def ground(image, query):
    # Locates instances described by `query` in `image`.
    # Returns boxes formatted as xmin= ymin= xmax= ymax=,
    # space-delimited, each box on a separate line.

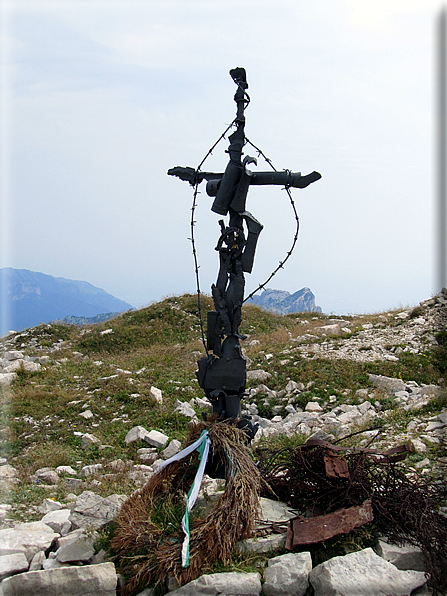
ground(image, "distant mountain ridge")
xmin=248 ymin=287 xmax=322 ymax=314
xmin=53 ymin=312 xmax=123 ymax=326
xmin=0 ymin=268 xmax=133 ymax=335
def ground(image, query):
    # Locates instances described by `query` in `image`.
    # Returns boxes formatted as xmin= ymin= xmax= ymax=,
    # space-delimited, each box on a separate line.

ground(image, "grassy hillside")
xmin=1 ymin=292 xmax=446 ymax=521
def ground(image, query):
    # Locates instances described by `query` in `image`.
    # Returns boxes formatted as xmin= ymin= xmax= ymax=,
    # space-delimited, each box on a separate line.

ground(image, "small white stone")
xmin=149 ymin=386 xmax=163 ymax=403
xmin=305 ymin=402 xmax=323 ymax=412
xmin=79 ymin=410 xmax=94 ymax=419
xmin=144 ymin=430 xmax=169 ymax=448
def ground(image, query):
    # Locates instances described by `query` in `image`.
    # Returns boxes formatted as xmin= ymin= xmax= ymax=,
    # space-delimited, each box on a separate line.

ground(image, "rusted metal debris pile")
xmin=255 ymin=438 xmax=447 ymax=595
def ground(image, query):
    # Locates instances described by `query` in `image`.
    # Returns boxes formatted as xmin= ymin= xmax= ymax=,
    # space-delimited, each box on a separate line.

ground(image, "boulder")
xmin=174 ymin=401 xmax=196 ymax=418
xmin=315 ymin=324 xmax=342 ymax=337
xmin=144 ymin=430 xmax=169 ymax=448
xmin=305 ymin=402 xmax=323 ymax=412
xmin=309 ymin=548 xmax=426 ymax=596
xmin=162 ymin=439 xmax=182 ymax=460
xmin=81 ymin=433 xmax=101 ymax=449
xmin=79 ymin=409 xmax=94 ymax=419
xmin=0 ymin=465 xmax=19 ymax=486
xmin=168 ymin=571 xmax=262 ymax=595
xmin=29 ymin=550 xmax=46 ymax=571
xmin=368 ymin=374 xmax=406 ymax=395
xmin=40 ymin=509 xmax=71 ymax=535
xmin=236 ymin=533 xmax=286 ymax=554
xmin=56 ymin=532 xmax=96 ymax=563
xmin=376 ymin=539 xmax=425 ymax=572
xmin=258 ymin=497 xmax=296 ymax=524
xmin=124 ymin=426 xmax=151 ymax=444
xmin=0 ymin=521 xmax=59 ymax=563
xmin=35 ymin=470 xmax=59 ymax=485
xmin=80 ymin=464 xmax=103 ymax=477
xmin=3 ymin=350 xmax=24 ymax=360
xmin=38 ymin=499 xmax=62 ymax=514
xmin=1 ymin=561 xmax=117 ymax=596
xmin=149 ymin=386 xmax=163 ymax=403
xmin=0 ymin=552 xmax=29 ymax=580
xmin=68 ymin=491 xmax=125 ymax=531
xmin=246 ymin=370 xmax=272 ymax=382
xmin=55 ymin=466 xmax=77 ymax=476
xmin=0 ymin=373 xmax=18 ymax=386
xmin=263 ymin=552 xmax=312 ymax=596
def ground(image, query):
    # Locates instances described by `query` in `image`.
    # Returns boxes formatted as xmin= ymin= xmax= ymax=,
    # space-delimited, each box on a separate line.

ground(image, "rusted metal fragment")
xmin=324 ymin=451 xmax=349 ymax=479
xmin=304 ymin=438 xmax=414 ymax=463
xmin=285 ymin=500 xmax=373 ymax=549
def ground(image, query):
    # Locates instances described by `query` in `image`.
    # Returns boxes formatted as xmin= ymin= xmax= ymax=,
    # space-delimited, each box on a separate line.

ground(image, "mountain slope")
xmin=0 ymin=268 xmax=133 ymax=335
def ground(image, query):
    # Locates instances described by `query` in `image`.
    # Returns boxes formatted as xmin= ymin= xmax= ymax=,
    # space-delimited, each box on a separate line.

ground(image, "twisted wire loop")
xmin=243 ymin=138 xmax=300 ymax=304
xmin=189 ymin=122 xmax=300 ymax=349
xmin=190 ymin=120 xmax=237 ymax=353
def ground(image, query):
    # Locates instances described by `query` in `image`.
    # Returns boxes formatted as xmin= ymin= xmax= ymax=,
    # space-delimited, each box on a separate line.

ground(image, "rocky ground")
xmin=0 ymin=290 xmax=445 ymax=595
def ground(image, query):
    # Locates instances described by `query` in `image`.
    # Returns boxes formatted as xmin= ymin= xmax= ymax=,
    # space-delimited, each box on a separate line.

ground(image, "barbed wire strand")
xmin=242 ymin=137 xmax=300 ymax=303
xmin=189 ymin=94 xmax=300 ymax=349
xmin=190 ymin=120 xmax=237 ymax=354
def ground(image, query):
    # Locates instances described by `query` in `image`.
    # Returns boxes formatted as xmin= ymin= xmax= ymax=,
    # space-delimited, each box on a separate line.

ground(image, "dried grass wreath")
xmin=111 ymin=419 xmax=263 ymax=595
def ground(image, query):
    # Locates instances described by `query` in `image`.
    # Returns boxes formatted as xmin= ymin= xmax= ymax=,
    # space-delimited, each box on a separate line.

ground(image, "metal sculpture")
xmin=168 ymin=68 xmax=321 ymax=437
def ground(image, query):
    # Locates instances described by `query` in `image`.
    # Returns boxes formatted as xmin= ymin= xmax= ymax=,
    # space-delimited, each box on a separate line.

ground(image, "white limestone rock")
xmin=1 ymin=561 xmax=117 ymax=596
xmin=305 ymin=401 xmax=323 ymax=412
xmin=38 ymin=499 xmax=63 ymax=514
xmin=34 ymin=469 xmax=59 ymax=485
xmin=149 ymin=386 xmax=163 ymax=403
xmin=368 ymin=374 xmax=406 ymax=395
xmin=81 ymin=433 xmax=101 ymax=449
xmin=411 ymin=439 xmax=427 ymax=453
xmin=0 ymin=521 xmax=59 ymax=563
xmin=236 ymin=533 xmax=287 ymax=554
xmin=0 ymin=373 xmax=18 ymax=386
xmin=162 ymin=439 xmax=182 ymax=460
xmin=315 ymin=324 xmax=342 ymax=337
xmin=174 ymin=400 xmax=196 ymax=418
xmin=0 ymin=465 xmax=19 ymax=486
xmin=80 ymin=463 xmax=103 ymax=477
xmin=144 ymin=430 xmax=169 ymax=448
xmin=0 ymin=552 xmax=29 ymax=580
xmin=3 ymin=350 xmax=24 ymax=361
xmin=56 ymin=466 xmax=77 ymax=476
xmin=56 ymin=532 xmax=96 ymax=563
xmin=258 ymin=497 xmax=296 ymax=524
xmin=40 ymin=509 xmax=71 ymax=535
xmin=79 ymin=409 xmax=94 ymax=419
xmin=4 ymin=360 xmax=41 ymax=373
xmin=309 ymin=547 xmax=426 ymax=596
xmin=168 ymin=571 xmax=262 ymax=595
xmin=376 ymin=539 xmax=425 ymax=572
xmin=68 ymin=491 xmax=125 ymax=531
xmin=246 ymin=369 xmax=272 ymax=382
xmin=28 ymin=549 xmax=46 ymax=571
xmin=263 ymin=552 xmax=312 ymax=596
xmin=124 ymin=425 xmax=151 ymax=444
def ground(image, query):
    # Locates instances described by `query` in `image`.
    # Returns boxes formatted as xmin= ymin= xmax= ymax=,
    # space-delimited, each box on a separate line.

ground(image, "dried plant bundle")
xmin=111 ymin=420 xmax=262 ymax=595
xmin=255 ymin=441 xmax=447 ymax=595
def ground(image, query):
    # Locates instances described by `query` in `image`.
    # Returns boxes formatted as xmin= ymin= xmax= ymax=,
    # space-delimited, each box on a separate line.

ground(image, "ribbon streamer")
xmin=155 ymin=429 xmax=211 ymax=567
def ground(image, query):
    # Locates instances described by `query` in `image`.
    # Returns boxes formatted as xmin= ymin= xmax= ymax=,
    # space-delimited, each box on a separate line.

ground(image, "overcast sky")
xmin=0 ymin=0 xmax=445 ymax=314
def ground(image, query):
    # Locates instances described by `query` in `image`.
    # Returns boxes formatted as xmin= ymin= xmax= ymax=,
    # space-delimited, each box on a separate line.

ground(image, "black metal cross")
xmin=168 ymin=68 xmax=321 ymax=433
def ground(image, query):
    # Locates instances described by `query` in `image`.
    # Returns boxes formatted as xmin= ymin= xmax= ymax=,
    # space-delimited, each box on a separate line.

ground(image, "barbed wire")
xmin=189 ymin=123 xmax=300 ymax=351
xmin=242 ymin=138 xmax=300 ymax=303
xmin=190 ymin=120 xmax=237 ymax=354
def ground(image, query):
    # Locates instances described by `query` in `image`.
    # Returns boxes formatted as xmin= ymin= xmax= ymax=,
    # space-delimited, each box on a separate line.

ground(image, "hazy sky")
xmin=0 ymin=0 xmax=444 ymax=314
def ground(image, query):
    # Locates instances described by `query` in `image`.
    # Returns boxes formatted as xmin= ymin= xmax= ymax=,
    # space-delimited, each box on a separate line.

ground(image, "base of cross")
xmin=111 ymin=418 xmax=262 ymax=594
xmin=201 ymin=412 xmax=259 ymax=478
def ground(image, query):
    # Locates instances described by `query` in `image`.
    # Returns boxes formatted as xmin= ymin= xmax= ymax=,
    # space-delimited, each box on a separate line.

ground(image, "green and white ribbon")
xmin=155 ymin=430 xmax=211 ymax=567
